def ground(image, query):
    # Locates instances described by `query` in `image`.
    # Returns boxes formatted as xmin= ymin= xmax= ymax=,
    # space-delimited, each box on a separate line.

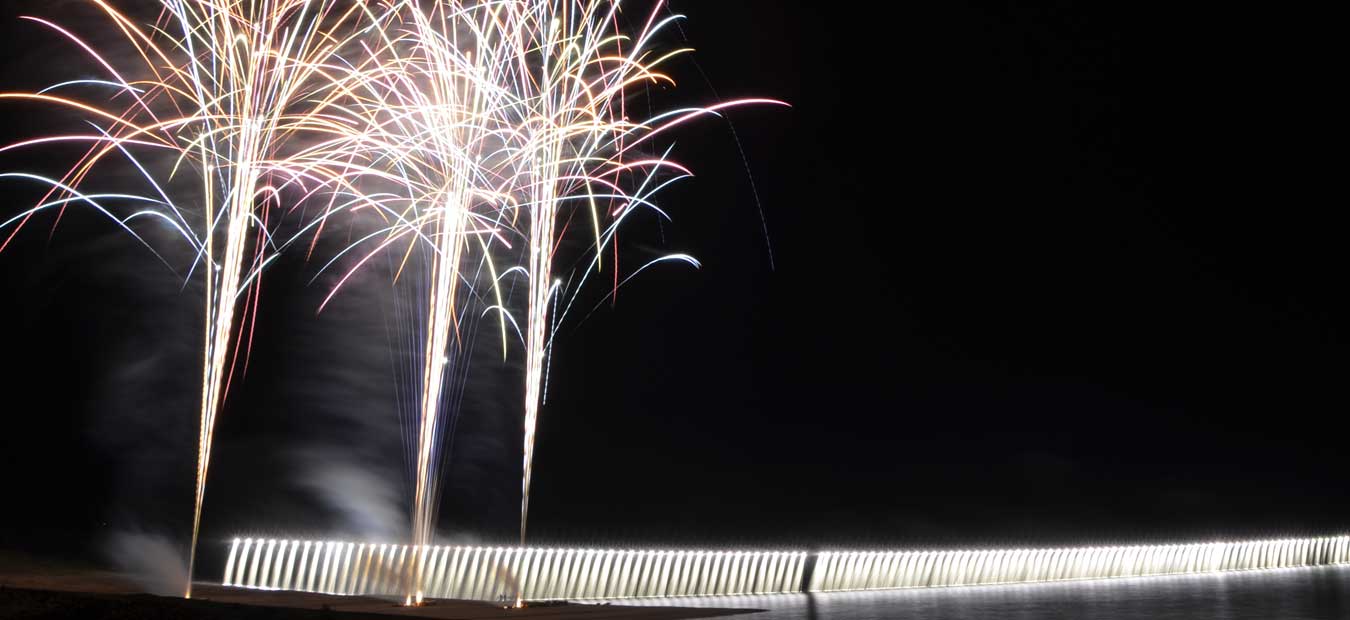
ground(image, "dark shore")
xmin=0 ymin=553 xmax=757 ymax=620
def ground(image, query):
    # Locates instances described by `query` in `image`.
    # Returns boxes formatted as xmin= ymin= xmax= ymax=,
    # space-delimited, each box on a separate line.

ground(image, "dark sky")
xmin=0 ymin=0 xmax=1343 ymax=578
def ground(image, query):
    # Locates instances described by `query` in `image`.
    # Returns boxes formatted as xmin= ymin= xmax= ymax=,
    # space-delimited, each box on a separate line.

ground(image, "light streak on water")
xmin=809 ymin=536 xmax=1350 ymax=591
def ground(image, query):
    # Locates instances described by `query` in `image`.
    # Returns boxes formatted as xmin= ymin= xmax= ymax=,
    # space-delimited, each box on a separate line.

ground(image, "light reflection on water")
xmin=627 ymin=564 xmax=1350 ymax=619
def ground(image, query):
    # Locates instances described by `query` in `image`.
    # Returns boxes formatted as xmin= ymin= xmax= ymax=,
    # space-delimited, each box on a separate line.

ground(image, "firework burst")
xmin=3 ymin=0 xmax=783 ymax=602
xmin=1 ymin=0 xmax=396 ymax=597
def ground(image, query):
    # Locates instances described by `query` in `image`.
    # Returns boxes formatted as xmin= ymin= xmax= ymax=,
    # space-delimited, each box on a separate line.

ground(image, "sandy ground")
xmin=0 ymin=553 xmax=758 ymax=620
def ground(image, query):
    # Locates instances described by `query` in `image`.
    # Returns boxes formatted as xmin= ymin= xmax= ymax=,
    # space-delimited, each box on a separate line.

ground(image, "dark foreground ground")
xmin=0 ymin=554 xmax=756 ymax=620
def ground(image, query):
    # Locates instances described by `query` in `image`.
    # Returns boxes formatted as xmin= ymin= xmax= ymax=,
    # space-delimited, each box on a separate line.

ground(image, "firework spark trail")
xmin=499 ymin=0 xmax=788 ymax=549
xmin=1 ymin=0 xmax=395 ymax=598
xmin=403 ymin=3 xmax=482 ymax=568
xmin=3 ymin=0 xmax=784 ymax=604
xmin=301 ymin=3 xmax=785 ymax=583
xmin=282 ymin=2 xmax=523 ymax=599
xmin=156 ymin=2 xmax=395 ymax=597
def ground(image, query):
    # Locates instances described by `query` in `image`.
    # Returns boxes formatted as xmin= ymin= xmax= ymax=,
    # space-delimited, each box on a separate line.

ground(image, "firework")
xmin=1 ymin=0 xmax=392 ymax=597
xmin=486 ymin=0 xmax=785 ymax=547
xmin=307 ymin=1 xmax=784 ymax=567
xmin=3 ymin=0 xmax=783 ymax=603
xmin=270 ymin=3 xmax=523 ymax=600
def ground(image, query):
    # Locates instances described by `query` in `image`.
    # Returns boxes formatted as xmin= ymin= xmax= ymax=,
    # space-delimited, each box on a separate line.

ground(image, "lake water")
xmin=625 ymin=565 xmax=1350 ymax=619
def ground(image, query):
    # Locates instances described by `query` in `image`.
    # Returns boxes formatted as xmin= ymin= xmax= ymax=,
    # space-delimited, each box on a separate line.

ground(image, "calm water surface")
xmin=627 ymin=565 xmax=1350 ymax=619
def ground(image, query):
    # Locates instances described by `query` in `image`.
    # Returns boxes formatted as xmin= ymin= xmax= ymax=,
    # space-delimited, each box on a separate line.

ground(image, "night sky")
xmin=0 ymin=0 xmax=1343 ymax=579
